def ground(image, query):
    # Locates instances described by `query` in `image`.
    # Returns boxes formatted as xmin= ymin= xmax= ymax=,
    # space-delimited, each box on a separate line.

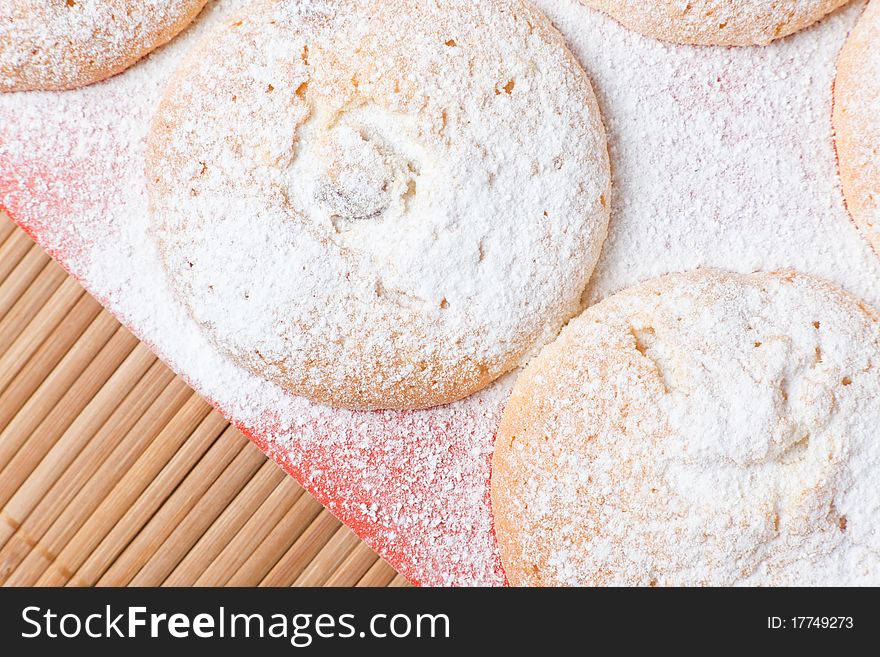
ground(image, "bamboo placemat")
xmin=0 ymin=212 xmax=407 ymax=587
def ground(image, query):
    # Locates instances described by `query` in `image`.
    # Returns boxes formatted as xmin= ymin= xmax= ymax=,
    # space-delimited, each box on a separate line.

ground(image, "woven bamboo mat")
xmin=0 ymin=212 xmax=406 ymax=587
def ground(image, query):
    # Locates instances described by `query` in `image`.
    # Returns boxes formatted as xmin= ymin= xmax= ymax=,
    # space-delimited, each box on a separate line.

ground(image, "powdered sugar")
xmin=493 ymin=269 xmax=880 ymax=585
xmin=544 ymin=0 xmax=880 ymax=307
xmin=580 ymin=0 xmax=850 ymax=45
xmin=0 ymin=0 xmax=208 ymax=91
xmin=148 ymin=0 xmax=610 ymax=410
xmin=1 ymin=0 xmax=879 ymax=586
xmin=833 ymin=0 xmax=880 ymax=254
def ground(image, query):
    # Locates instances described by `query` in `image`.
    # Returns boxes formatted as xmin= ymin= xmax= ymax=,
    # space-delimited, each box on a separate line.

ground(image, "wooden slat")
xmin=97 ymin=425 xmax=249 ymax=586
xmin=5 ymin=374 xmax=194 ymax=586
xmin=0 ymin=342 xmax=158 ymax=551
xmin=0 ymin=325 xmax=139 ymax=497
xmin=260 ymin=509 xmax=343 ymax=586
xmin=162 ymin=459 xmax=287 ymax=586
xmin=0 ymin=214 xmax=405 ymax=587
xmin=0 ymin=215 xmax=16 ymax=244
xmin=192 ymin=476 xmax=305 ymax=586
xmin=71 ymin=409 xmax=230 ymax=586
xmin=0 ymin=261 xmax=71 ymax=355
xmin=297 ymin=526 xmax=369 ymax=587
xmin=0 ymin=243 xmax=51 ymax=320
xmin=388 ymin=574 xmax=411 ymax=587
xmin=0 ymin=276 xmax=86 ymax=397
xmin=0 ymin=297 xmax=105 ymax=431
xmin=0 ymin=359 xmax=177 ymax=583
xmin=326 ymin=542 xmax=383 ymax=587
xmin=227 ymin=492 xmax=326 ymax=586
xmin=356 ymin=559 xmax=400 ymax=587
xmin=129 ymin=442 xmax=267 ymax=586
xmin=0 ymin=229 xmax=36 ymax=284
